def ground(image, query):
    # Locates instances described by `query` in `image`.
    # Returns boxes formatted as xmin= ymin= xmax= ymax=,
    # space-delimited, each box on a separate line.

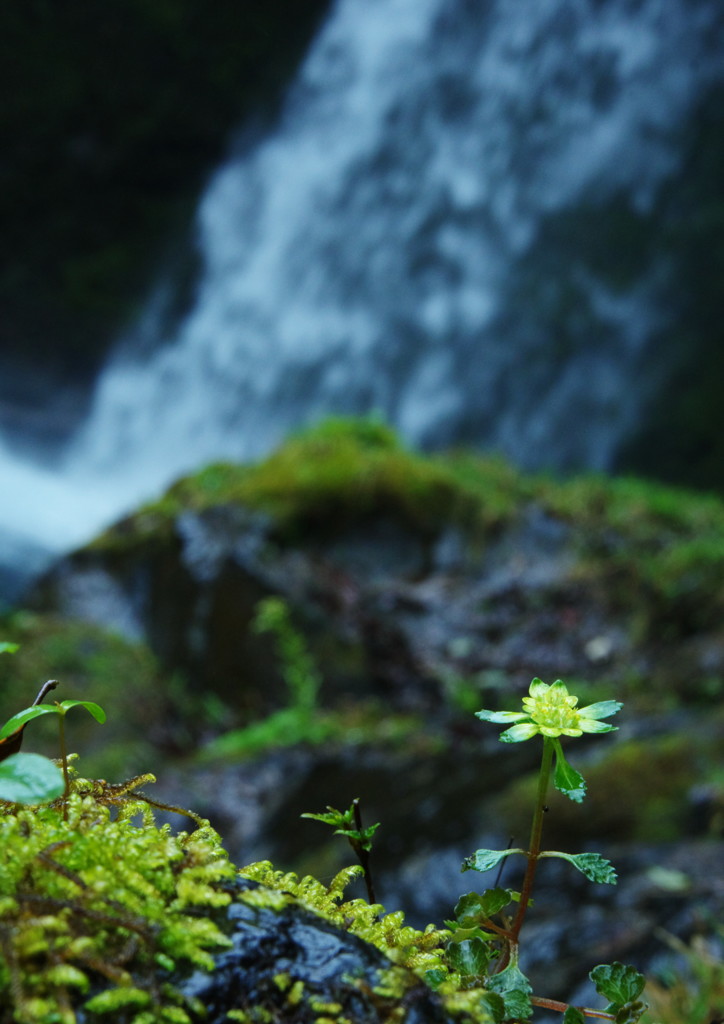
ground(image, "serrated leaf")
xmin=590 ymin=962 xmax=646 ymax=1006
xmin=563 ymin=1008 xmax=586 ymax=1024
xmin=540 ymin=851 xmax=617 ymax=885
xmin=486 ymin=963 xmax=532 ymax=1020
xmin=454 ymin=888 xmax=514 ymax=925
xmin=462 ymin=848 xmax=524 ymax=874
xmin=445 ymin=937 xmax=490 ymax=980
xmin=0 ymin=753 xmax=65 ymax=803
xmin=551 ymin=739 xmax=587 ymax=802
xmin=479 ymin=992 xmax=506 ymax=1023
xmin=424 ymin=968 xmax=446 ymax=990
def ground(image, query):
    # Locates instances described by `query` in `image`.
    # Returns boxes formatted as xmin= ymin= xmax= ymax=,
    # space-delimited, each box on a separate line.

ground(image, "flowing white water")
xmin=1 ymin=0 xmax=723 ymax=595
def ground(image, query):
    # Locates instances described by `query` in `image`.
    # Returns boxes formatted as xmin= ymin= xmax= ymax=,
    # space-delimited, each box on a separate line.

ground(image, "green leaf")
xmin=461 ymin=848 xmax=525 ymax=874
xmin=454 ymin=888 xmax=514 ymax=925
xmin=333 ymin=822 xmax=380 ymax=850
xmin=563 ymin=1008 xmax=586 ymax=1024
xmin=445 ymin=936 xmax=490 ymax=980
xmin=301 ymin=810 xmax=345 ymax=826
xmin=302 ymin=802 xmax=356 ymax=829
xmin=0 ymin=704 xmax=59 ymax=738
xmin=590 ymin=962 xmax=646 ymax=1007
xmin=479 ymin=992 xmax=506 ymax=1023
xmin=424 ymin=968 xmax=446 ymax=990
xmin=0 ymin=701 xmax=106 ymax=739
xmin=551 ymin=739 xmax=587 ymax=802
xmin=614 ymin=1004 xmax=649 ymax=1024
xmin=0 ymin=642 xmax=19 ymax=654
xmin=0 ymin=753 xmax=65 ymax=803
xmin=540 ymin=851 xmax=617 ymax=885
xmin=56 ymin=700 xmax=106 ymax=723
xmin=486 ymin=963 xmax=532 ymax=1020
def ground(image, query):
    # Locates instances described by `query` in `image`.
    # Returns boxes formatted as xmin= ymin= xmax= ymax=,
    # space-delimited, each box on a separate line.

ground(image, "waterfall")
xmin=1 ymin=0 xmax=723 ymax=597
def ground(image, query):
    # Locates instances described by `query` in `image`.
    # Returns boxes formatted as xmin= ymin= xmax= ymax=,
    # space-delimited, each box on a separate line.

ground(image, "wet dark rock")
xmin=177 ymin=877 xmax=457 ymax=1024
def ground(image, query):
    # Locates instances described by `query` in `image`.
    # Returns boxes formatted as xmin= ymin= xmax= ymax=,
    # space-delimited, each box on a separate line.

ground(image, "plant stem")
xmin=33 ymin=679 xmax=58 ymax=706
xmin=530 ymin=996 xmax=615 ymax=1020
xmin=352 ymin=798 xmax=377 ymax=904
xmin=57 ymin=712 xmax=70 ymax=820
xmin=510 ymin=737 xmax=554 ymax=942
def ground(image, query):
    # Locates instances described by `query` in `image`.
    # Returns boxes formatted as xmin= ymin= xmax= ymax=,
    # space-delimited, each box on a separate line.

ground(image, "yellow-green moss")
xmin=0 ymin=776 xmax=234 ymax=1024
xmin=239 ymin=862 xmax=495 ymax=1023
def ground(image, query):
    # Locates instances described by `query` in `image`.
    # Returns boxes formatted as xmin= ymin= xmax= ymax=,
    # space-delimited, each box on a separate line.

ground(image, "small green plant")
xmin=441 ymin=677 xmax=648 ymax=1022
xmin=302 ymin=798 xmax=380 ymax=903
xmin=1 ymin=646 xmax=65 ymax=805
xmin=204 ymin=597 xmax=333 ymax=757
xmin=641 ymin=930 xmax=724 ymax=1023
xmin=2 ymin=691 xmax=105 ymax=781
xmin=1 ymin=645 xmax=106 ymax=808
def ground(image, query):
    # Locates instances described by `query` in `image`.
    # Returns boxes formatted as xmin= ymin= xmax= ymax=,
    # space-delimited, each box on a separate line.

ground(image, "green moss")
xmin=239 ymin=862 xmax=494 ymax=1022
xmin=0 ymin=775 xmax=235 ymax=1024
xmin=538 ymin=472 xmax=724 ymax=634
xmin=93 ymin=417 xmax=525 ymax=554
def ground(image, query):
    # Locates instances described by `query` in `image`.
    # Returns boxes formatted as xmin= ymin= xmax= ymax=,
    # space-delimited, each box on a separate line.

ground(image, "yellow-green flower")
xmin=476 ymin=678 xmax=622 ymax=743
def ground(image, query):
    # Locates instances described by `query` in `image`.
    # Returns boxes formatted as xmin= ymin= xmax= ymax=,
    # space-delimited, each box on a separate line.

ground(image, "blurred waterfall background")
xmin=1 ymin=0 xmax=723 ymax=598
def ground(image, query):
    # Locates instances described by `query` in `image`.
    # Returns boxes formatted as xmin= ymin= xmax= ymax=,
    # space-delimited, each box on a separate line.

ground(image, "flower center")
xmin=524 ymin=689 xmax=581 ymax=733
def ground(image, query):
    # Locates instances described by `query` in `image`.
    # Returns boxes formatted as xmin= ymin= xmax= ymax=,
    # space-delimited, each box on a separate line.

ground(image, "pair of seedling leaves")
xmin=0 ymin=667 xmax=105 ymax=804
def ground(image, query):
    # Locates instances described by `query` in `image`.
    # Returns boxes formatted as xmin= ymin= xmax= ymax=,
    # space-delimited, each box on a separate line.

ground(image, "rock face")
xmin=32 ymin=499 xmax=633 ymax=722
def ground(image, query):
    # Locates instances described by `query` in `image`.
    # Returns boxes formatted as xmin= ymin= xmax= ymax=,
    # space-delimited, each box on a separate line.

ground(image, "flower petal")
xmin=577 ymin=719 xmax=617 ymax=734
xmin=528 ymin=678 xmax=550 ymax=699
xmin=500 ymin=722 xmax=540 ymax=743
xmin=579 ymin=700 xmax=623 ymax=720
xmin=475 ymin=709 xmax=529 ymax=724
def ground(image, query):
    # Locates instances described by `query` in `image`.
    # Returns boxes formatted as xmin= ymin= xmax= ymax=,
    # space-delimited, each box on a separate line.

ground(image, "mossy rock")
xmin=94 ymin=417 xmax=522 ymax=554
xmin=88 ymin=418 xmax=724 ymax=643
xmin=0 ymin=777 xmax=494 ymax=1024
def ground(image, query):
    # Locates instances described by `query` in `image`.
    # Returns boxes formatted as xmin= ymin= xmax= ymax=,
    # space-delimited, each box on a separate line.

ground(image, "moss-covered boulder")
xmin=29 ymin=418 xmax=724 ymax=721
xmin=0 ymin=777 xmax=483 ymax=1024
